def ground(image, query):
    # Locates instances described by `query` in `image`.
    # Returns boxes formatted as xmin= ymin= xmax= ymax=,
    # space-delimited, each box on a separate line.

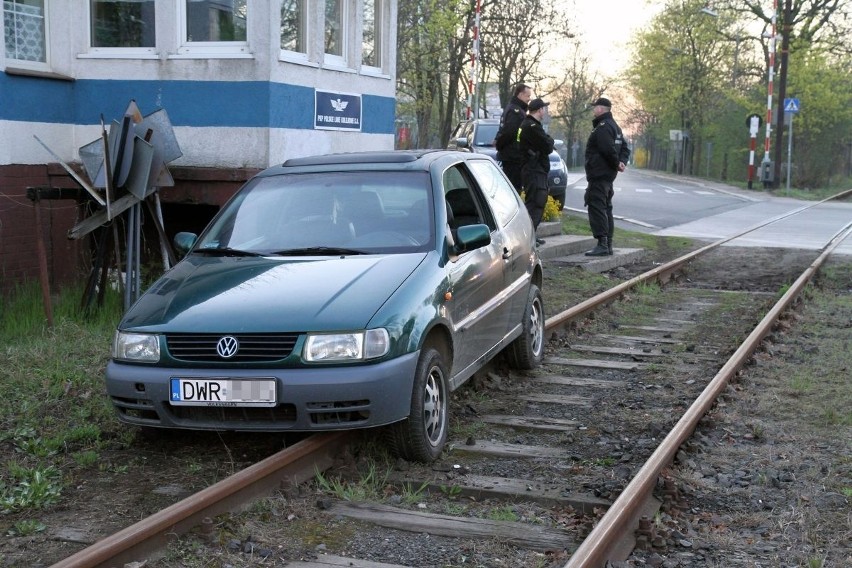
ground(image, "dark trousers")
xmin=523 ymin=169 xmax=549 ymax=230
xmin=501 ymin=160 xmax=524 ymax=192
xmin=585 ymin=179 xmax=614 ymax=240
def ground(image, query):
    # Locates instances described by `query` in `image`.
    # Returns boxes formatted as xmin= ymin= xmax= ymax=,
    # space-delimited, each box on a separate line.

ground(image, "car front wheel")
xmin=507 ymin=284 xmax=544 ymax=369
xmin=385 ymin=346 xmax=449 ymax=462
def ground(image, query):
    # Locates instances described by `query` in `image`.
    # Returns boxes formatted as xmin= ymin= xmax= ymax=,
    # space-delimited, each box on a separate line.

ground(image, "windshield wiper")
xmin=271 ymin=247 xmax=366 ymax=256
xmin=194 ymin=247 xmax=261 ymax=257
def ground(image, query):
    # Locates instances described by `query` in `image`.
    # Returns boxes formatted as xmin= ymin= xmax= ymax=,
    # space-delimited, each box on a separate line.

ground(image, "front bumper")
xmin=105 ymin=351 xmax=419 ymax=432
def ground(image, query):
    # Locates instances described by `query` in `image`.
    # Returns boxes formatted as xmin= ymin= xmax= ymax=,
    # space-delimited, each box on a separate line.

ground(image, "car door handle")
xmin=502 ymin=247 xmax=512 ymax=259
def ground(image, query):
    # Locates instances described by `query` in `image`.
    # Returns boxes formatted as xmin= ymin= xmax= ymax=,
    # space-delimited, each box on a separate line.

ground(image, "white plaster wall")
xmin=268 ymin=128 xmax=393 ymax=164
xmin=3 ymin=1 xmax=397 ymax=167
xmin=1 ymin=122 xmax=78 ymax=165
xmin=0 ymin=122 xmax=393 ymax=168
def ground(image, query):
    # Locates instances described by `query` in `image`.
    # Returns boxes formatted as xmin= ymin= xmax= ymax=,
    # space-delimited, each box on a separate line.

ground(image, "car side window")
xmin=467 ymin=159 xmax=521 ymax=228
xmin=442 ymin=164 xmax=496 ymax=232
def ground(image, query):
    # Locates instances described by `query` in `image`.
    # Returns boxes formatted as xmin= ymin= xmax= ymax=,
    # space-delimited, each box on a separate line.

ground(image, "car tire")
xmin=507 ymin=284 xmax=544 ymax=370
xmin=385 ymin=346 xmax=449 ymax=463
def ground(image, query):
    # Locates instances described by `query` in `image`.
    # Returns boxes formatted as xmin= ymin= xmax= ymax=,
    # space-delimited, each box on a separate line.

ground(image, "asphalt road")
xmin=561 ymin=169 xmax=852 ymax=255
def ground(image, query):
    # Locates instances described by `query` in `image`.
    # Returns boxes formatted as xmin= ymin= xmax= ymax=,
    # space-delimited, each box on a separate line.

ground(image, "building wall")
xmin=0 ymin=164 xmax=87 ymax=295
xmin=1 ymin=0 xmax=398 ymax=295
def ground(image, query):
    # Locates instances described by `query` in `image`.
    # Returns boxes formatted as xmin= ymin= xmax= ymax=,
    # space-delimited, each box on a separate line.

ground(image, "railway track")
xmin=42 ymin=205 xmax=852 ymax=568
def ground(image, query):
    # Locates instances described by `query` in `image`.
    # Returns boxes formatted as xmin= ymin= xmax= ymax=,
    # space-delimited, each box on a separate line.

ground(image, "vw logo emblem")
xmin=216 ymin=336 xmax=239 ymax=358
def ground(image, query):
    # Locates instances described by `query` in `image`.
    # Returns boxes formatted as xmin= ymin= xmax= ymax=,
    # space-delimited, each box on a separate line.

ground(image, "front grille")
xmin=166 ymin=333 xmax=299 ymax=362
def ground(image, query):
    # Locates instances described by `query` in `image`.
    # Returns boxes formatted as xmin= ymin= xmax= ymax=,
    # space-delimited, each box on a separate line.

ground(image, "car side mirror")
xmin=455 ymin=137 xmax=471 ymax=150
xmin=173 ymin=232 xmax=197 ymax=256
xmin=554 ymin=139 xmax=565 ymax=149
xmin=453 ymin=224 xmax=491 ymax=254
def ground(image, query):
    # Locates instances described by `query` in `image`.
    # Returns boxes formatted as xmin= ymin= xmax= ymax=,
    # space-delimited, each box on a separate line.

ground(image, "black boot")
xmin=585 ymin=237 xmax=609 ymax=257
xmin=607 ymin=239 xmax=613 ymax=255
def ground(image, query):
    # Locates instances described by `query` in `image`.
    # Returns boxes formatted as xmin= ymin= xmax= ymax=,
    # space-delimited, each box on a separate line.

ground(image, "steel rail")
xmin=545 ymin=188 xmax=852 ymax=333
xmin=50 ymin=432 xmax=348 ymax=568
xmin=563 ymin=221 xmax=852 ymax=567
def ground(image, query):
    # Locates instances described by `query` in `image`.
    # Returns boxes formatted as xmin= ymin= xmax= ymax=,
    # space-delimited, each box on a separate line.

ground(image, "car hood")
xmin=121 ymin=253 xmax=428 ymax=333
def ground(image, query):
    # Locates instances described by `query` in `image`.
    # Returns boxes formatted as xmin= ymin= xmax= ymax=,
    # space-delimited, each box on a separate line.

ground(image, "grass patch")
xmin=0 ymin=464 xmax=63 ymax=513
xmin=559 ymin=210 xmax=693 ymax=253
xmin=485 ymin=505 xmax=519 ymax=522
xmin=767 ymin=181 xmax=852 ymax=201
xmin=314 ymin=462 xmax=389 ymax=502
xmin=6 ymin=519 xmax=47 ymax=537
xmin=754 ymin=262 xmax=852 ymax=437
xmin=543 ymin=215 xmax=697 ymax=316
xmin=1 ymin=282 xmax=126 ymax=516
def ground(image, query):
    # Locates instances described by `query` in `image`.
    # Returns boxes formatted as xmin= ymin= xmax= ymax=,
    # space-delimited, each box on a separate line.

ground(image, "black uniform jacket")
xmin=584 ymin=111 xmax=630 ymax=182
xmin=518 ymin=115 xmax=554 ymax=175
xmin=495 ymin=96 xmax=529 ymax=163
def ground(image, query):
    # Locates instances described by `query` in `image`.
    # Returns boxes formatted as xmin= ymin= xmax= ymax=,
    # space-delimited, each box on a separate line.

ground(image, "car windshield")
xmin=195 ymin=171 xmax=434 ymax=255
xmin=473 ymin=123 xmax=499 ymax=146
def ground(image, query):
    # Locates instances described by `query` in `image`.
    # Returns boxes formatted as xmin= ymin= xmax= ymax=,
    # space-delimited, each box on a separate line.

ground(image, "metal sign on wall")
xmin=315 ymin=91 xmax=362 ymax=131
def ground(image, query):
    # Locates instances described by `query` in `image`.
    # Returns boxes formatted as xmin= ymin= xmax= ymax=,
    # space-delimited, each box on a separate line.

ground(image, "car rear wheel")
xmin=507 ymin=284 xmax=544 ymax=369
xmin=385 ymin=346 xmax=449 ymax=462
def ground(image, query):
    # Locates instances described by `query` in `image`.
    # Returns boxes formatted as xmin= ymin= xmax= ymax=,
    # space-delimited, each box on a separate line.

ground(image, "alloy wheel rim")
xmin=423 ymin=367 xmax=446 ymax=446
xmin=530 ymin=298 xmax=543 ymax=356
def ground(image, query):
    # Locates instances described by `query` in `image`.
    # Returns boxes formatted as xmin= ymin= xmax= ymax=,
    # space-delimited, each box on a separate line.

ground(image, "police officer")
xmin=518 ymin=98 xmax=554 ymax=244
xmin=495 ymin=84 xmax=532 ymax=191
xmin=583 ymin=97 xmax=630 ymax=256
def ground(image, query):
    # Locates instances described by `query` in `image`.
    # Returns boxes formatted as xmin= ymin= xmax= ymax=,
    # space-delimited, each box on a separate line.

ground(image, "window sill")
xmin=360 ymin=67 xmax=390 ymax=79
xmin=278 ymin=52 xmax=319 ymax=68
xmin=4 ymin=65 xmax=74 ymax=81
xmin=78 ymin=50 xmax=159 ymax=60
xmin=321 ymin=62 xmax=356 ymax=74
xmin=167 ymin=52 xmax=254 ymax=60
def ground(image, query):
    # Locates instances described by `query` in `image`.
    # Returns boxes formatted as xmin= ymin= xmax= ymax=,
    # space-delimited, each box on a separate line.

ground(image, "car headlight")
xmin=113 ymin=331 xmax=160 ymax=362
xmin=304 ymin=329 xmax=390 ymax=362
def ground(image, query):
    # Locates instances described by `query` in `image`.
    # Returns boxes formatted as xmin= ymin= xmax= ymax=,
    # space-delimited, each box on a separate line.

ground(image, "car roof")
xmin=256 ymin=150 xmax=486 ymax=177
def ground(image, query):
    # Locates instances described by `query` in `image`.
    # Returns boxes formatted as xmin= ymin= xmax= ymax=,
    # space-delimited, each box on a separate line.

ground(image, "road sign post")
xmin=784 ymin=98 xmax=800 ymax=194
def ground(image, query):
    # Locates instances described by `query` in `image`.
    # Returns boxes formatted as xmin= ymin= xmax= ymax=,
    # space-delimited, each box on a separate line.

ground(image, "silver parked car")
xmin=448 ymin=118 xmax=567 ymax=206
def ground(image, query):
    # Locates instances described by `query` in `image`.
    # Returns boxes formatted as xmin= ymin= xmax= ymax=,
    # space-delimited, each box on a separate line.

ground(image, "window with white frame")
xmin=90 ymin=0 xmax=155 ymax=49
xmin=361 ymin=0 xmax=384 ymax=70
xmin=323 ymin=0 xmax=347 ymax=66
xmin=280 ymin=0 xmax=307 ymax=56
xmin=178 ymin=0 xmax=249 ymax=56
xmin=4 ymin=0 xmax=47 ymax=65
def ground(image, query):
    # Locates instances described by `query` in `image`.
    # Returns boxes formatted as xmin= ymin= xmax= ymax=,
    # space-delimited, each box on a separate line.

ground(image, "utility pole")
xmin=772 ymin=0 xmax=792 ymax=189
xmin=466 ymin=0 xmax=481 ymax=120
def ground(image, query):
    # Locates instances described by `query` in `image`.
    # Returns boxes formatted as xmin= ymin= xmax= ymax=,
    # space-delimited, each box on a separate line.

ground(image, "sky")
xmin=562 ymin=0 xmax=664 ymax=77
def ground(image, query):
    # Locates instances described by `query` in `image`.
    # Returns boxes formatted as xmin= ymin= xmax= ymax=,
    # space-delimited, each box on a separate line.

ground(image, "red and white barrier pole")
xmin=762 ymin=1 xmax=777 ymax=175
xmin=747 ymin=115 xmax=760 ymax=189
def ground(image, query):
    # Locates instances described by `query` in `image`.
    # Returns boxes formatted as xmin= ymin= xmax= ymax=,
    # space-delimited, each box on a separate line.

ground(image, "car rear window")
xmin=474 ymin=123 xmax=499 ymax=146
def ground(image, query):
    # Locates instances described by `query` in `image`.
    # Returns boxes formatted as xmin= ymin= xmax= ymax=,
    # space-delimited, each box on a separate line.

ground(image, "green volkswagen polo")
xmin=106 ymin=150 xmax=544 ymax=462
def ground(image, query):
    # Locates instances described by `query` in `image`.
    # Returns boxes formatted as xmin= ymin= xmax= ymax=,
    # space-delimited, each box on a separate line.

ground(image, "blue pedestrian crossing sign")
xmin=784 ymin=98 xmax=800 ymax=113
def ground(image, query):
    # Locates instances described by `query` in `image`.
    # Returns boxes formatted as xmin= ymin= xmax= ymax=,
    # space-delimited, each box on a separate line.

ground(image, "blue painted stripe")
xmin=0 ymin=75 xmax=395 ymax=133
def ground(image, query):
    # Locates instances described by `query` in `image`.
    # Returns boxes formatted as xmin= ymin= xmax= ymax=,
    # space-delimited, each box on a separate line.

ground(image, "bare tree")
xmin=396 ymin=0 xmax=472 ymax=148
xmin=478 ymin=0 xmax=576 ymax=109
xmin=547 ymin=45 xmax=607 ymax=152
xmin=718 ymin=0 xmax=852 ymax=56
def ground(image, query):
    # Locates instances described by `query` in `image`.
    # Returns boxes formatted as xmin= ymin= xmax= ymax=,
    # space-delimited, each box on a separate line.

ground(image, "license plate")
xmin=169 ymin=378 xmax=277 ymax=407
